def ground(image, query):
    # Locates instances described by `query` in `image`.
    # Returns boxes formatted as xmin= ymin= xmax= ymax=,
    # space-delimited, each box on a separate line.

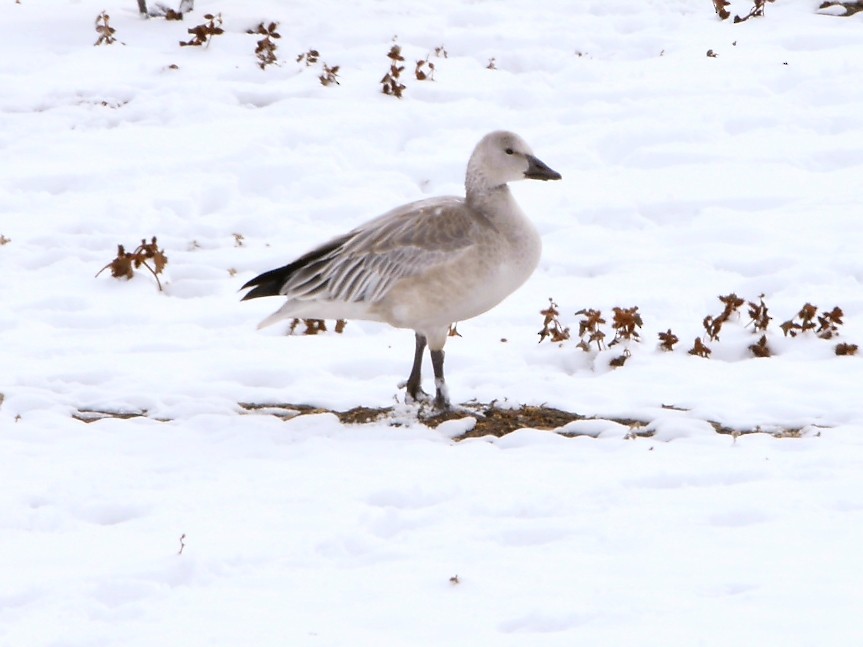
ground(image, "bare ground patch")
xmin=70 ymin=401 xmax=819 ymax=440
xmin=237 ymin=400 xmax=602 ymax=440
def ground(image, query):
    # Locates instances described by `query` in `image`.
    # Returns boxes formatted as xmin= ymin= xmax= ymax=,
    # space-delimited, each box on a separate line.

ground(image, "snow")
xmin=2 ymin=0 xmax=863 ymax=644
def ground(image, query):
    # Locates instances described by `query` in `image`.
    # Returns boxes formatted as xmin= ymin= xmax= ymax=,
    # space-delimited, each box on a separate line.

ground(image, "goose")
xmin=241 ymin=130 xmax=561 ymax=409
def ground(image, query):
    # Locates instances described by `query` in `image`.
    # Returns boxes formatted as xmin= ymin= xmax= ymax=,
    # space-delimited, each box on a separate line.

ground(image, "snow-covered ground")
xmin=2 ymin=0 xmax=863 ymax=644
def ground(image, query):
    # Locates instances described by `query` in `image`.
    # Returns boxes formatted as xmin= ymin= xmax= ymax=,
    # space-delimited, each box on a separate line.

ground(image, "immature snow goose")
xmin=241 ymin=130 xmax=561 ymax=408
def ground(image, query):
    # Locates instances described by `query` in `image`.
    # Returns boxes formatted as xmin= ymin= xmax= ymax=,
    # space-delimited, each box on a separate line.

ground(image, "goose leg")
xmin=405 ymin=332 xmax=429 ymax=402
xmin=430 ymin=348 xmax=450 ymax=409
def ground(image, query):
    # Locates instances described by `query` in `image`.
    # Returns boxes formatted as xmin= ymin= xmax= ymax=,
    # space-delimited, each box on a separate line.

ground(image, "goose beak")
xmin=524 ymin=155 xmax=562 ymax=181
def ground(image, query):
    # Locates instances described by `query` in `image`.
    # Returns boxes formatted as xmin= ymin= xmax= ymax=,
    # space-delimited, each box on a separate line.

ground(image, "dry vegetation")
xmin=295 ymin=48 xmax=340 ymax=85
xmin=180 ymin=13 xmax=223 ymax=47
xmin=415 ymin=45 xmax=447 ymax=81
xmin=94 ymin=11 xmax=121 ymax=46
xmin=248 ymin=21 xmax=281 ymax=69
xmin=537 ymin=298 xmax=571 ymax=343
xmin=95 ymin=236 xmax=168 ymax=291
xmin=712 ymin=0 xmax=776 ymax=22
xmin=84 ymin=2 xmax=853 ymax=89
xmin=539 ymin=293 xmax=857 ymax=361
xmin=319 ymin=63 xmax=340 ymax=87
xmin=381 ymin=43 xmax=407 ymax=98
xmin=288 ymin=318 xmax=347 ymax=336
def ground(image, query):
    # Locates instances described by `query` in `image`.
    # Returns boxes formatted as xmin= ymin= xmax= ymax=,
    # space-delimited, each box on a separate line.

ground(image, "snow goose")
xmin=241 ymin=130 xmax=561 ymax=408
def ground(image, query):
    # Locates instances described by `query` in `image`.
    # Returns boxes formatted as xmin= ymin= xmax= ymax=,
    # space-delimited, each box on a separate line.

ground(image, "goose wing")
xmin=242 ymin=197 xmax=485 ymax=305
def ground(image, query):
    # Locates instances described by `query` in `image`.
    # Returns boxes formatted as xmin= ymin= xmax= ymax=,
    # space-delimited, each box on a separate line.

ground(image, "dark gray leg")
xmin=430 ymin=348 xmax=450 ymax=409
xmin=405 ymin=333 xmax=428 ymax=402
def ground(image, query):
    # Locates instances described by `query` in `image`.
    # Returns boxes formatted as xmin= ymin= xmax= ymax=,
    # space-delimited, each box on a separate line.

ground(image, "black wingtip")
xmin=240 ymin=266 xmax=291 ymax=301
xmin=240 ymin=282 xmax=279 ymax=301
xmin=240 ymin=234 xmax=350 ymax=302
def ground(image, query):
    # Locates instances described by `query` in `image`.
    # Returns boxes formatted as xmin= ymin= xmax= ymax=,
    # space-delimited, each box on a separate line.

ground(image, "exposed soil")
xmin=71 ymin=401 xmax=814 ymax=441
xmin=235 ymin=401 xmax=606 ymax=440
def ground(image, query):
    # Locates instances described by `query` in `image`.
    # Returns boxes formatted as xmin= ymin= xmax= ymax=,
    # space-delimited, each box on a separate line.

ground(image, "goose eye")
xmin=504 ymin=148 xmax=514 ymax=155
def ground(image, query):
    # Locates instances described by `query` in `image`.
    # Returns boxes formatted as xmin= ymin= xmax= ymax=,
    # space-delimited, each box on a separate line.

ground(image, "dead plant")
xmin=94 ymin=11 xmax=121 ymax=46
xmin=297 ymin=49 xmax=320 ymax=66
xmin=415 ymin=56 xmax=435 ymax=81
xmin=575 ymin=308 xmax=607 ymax=352
xmin=248 ymin=21 xmax=281 ymax=69
xmin=747 ymin=294 xmax=771 ymax=332
xmin=610 ymin=306 xmax=643 ymax=345
xmin=658 ymin=329 xmax=679 ymax=351
xmin=712 ymin=0 xmax=731 ymax=19
xmin=180 ymin=13 xmax=223 ymax=47
xmin=835 ymin=342 xmax=858 ymax=356
xmin=319 ymin=63 xmax=340 ymax=86
xmin=95 ymin=236 xmax=168 ymax=291
xmin=537 ymin=298 xmax=570 ymax=343
xmin=689 ymin=337 xmax=712 ymax=358
xmin=734 ymin=0 xmax=776 ymax=22
xmin=381 ymin=44 xmax=406 ymax=97
xmin=288 ymin=319 xmax=347 ymax=335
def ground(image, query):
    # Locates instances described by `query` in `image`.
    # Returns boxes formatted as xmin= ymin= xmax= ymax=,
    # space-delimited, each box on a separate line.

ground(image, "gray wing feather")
xmin=279 ymin=198 xmax=480 ymax=304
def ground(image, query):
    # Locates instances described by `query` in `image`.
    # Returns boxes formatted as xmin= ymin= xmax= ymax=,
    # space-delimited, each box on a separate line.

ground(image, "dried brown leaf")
xmin=749 ymin=334 xmax=772 ymax=358
xmin=658 ymin=329 xmax=679 ymax=351
xmin=835 ymin=343 xmax=858 ymax=356
xmin=688 ymin=337 xmax=712 ymax=358
xmin=747 ymin=294 xmax=771 ymax=331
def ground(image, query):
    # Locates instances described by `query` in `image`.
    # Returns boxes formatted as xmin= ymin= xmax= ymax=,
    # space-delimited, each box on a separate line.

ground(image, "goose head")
xmin=466 ymin=130 xmax=562 ymax=194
